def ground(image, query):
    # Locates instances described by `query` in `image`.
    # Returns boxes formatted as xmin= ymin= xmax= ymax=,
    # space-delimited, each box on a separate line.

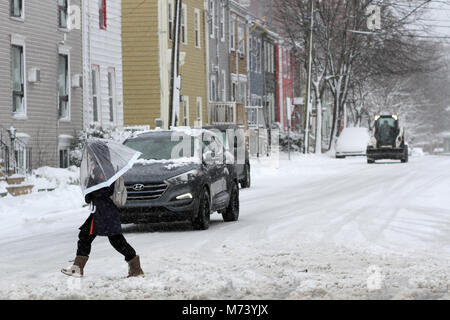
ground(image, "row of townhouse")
xmin=0 ymin=0 xmax=123 ymax=174
xmin=0 ymin=0 xmax=302 ymax=175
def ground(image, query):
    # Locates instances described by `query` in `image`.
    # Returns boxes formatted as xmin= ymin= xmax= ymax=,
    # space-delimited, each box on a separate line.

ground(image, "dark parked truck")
xmin=117 ymin=129 xmax=240 ymax=230
xmin=203 ymin=125 xmax=251 ymax=188
xmin=366 ymin=115 xmax=408 ymax=164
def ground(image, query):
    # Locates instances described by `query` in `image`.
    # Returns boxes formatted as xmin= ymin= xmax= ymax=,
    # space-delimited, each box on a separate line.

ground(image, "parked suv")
xmin=203 ymin=125 xmax=251 ymax=188
xmin=118 ymin=129 xmax=240 ymax=230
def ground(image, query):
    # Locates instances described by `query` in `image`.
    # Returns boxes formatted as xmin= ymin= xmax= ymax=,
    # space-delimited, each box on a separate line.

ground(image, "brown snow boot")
xmin=61 ymin=256 xmax=89 ymax=277
xmin=127 ymin=255 xmax=144 ymax=278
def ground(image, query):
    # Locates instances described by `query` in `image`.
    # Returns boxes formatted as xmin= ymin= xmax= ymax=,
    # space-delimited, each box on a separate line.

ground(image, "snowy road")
xmin=0 ymin=155 xmax=449 ymax=299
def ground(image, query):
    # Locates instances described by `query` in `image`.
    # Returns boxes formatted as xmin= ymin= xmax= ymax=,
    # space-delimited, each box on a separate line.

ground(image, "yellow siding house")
xmin=122 ymin=0 xmax=208 ymax=129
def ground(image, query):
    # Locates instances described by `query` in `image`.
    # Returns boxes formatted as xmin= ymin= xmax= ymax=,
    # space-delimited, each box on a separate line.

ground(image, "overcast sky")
xmin=422 ymin=0 xmax=450 ymax=39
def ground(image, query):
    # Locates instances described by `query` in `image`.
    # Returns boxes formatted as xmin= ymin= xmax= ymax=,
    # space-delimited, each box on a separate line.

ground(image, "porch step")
xmin=6 ymin=176 xmax=25 ymax=185
xmin=6 ymin=185 xmax=33 ymax=197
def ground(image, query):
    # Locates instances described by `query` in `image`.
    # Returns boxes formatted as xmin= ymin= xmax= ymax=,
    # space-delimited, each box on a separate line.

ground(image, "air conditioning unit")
xmin=72 ymin=74 xmax=83 ymax=88
xmin=239 ymin=52 xmax=245 ymax=59
xmin=212 ymin=65 xmax=219 ymax=72
xmin=28 ymin=68 xmax=41 ymax=83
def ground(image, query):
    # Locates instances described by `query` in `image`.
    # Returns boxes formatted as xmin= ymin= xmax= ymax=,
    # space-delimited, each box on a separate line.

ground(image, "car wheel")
xmin=240 ymin=164 xmax=251 ymax=189
xmin=336 ymin=155 xmax=345 ymax=159
xmin=367 ymin=158 xmax=375 ymax=164
xmin=192 ymin=188 xmax=210 ymax=230
xmin=222 ymin=182 xmax=239 ymax=222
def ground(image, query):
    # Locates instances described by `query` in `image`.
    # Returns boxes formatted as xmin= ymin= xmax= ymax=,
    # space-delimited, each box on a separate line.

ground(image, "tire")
xmin=222 ymin=182 xmax=239 ymax=222
xmin=401 ymin=146 xmax=409 ymax=163
xmin=240 ymin=164 xmax=251 ymax=189
xmin=336 ymin=155 xmax=345 ymax=159
xmin=192 ymin=188 xmax=210 ymax=230
xmin=367 ymin=158 xmax=375 ymax=164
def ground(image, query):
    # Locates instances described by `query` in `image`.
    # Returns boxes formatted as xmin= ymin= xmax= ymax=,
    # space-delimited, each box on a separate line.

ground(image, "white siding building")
xmin=82 ymin=0 xmax=124 ymax=129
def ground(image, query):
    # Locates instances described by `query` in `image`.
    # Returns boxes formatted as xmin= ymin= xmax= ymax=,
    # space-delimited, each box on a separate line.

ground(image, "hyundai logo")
xmin=133 ymin=184 xmax=145 ymax=191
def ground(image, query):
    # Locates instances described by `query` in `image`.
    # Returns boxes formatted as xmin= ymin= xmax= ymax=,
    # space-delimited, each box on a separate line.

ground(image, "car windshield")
xmin=124 ymin=134 xmax=197 ymax=160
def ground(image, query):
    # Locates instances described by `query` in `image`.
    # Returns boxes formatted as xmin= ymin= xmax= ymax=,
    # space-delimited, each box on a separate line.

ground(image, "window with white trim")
xmin=221 ymin=70 xmax=226 ymax=101
xmin=168 ymin=0 xmax=174 ymax=40
xmin=99 ymin=0 xmax=107 ymax=29
xmin=196 ymin=97 xmax=202 ymax=124
xmin=58 ymin=54 xmax=70 ymax=119
xmin=183 ymin=96 xmax=189 ymax=126
xmin=91 ymin=65 xmax=100 ymax=123
xmin=12 ymin=44 xmax=25 ymax=115
xmin=209 ymin=0 xmax=215 ymax=39
xmin=210 ymin=75 xmax=217 ymax=101
xmin=230 ymin=17 xmax=235 ymax=51
xmin=107 ymin=68 xmax=116 ymax=123
xmin=58 ymin=0 xmax=68 ymax=28
xmin=220 ymin=3 xmax=225 ymax=42
xmin=181 ymin=3 xmax=187 ymax=44
xmin=238 ymin=23 xmax=245 ymax=54
xmin=10 ymin=0 xmax=23 ymax=18
xmin=194 ymin=8 xmax=201 ymax=48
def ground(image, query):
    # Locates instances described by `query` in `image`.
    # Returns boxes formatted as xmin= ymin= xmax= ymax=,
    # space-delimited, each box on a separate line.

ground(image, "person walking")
xmin=62 ymin=139 xmax=144 ymax=278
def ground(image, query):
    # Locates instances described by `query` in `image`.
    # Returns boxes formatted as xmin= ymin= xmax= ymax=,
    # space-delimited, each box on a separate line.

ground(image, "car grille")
xmin=126 ymin=183 xmax=168 ymax=201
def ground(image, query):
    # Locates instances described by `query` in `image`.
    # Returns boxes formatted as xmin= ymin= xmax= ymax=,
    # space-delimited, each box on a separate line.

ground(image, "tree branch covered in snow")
xmin=273 ymin=0 xmax=440 ymax=151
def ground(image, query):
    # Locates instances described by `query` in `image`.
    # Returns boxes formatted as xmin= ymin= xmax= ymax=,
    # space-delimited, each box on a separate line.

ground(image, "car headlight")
xmin=165 ymin=170 xmax=199 ymax=185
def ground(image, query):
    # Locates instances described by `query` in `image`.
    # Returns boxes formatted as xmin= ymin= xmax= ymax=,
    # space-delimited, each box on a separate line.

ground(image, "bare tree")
xmin=274 ymin=0 xmax=438 ymax=151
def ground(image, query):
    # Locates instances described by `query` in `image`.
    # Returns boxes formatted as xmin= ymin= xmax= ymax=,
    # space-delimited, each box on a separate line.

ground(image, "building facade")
xmin=122 ymin=0 xmax=208 ymax=129
xmin=0 ymin=0 xmax=83 ymax=171
xmin=82 ymin=0 xmax=124 ymax=129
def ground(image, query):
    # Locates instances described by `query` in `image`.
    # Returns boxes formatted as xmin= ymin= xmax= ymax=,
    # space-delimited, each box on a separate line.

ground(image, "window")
xmin=194 ymin=9 xmax=201 ymax=48
xmin=60 ymin=149 xmax=69 ymax=168
xmin=58 ymin=0 xmax=68 ymax=28
xmin=210 ymin=75 xmax=217 ymax=101
xmin=10 ymin=0 xmax=23 ymax=18
xmin=107 ymin=68 xmax=116 ymax=123
xmin=99 ymin=0 xmax=107 ymax=29
xmin=183 ymin=96 xmax=189 ymax=126
xmin=91 ymin=65 xmax=100 ymax=123
xmin=12 ymin=45 xmax=25 ymax=115
xmin=209 ymin=0 xmax=215 ymax=39
xmin=58 ymin=54 xmax=69 ymax=119
xmin=196 ymin=97 xmax=202 ymax=125
xmin=232 ymin=81 xmax=237 ymax=101
xmin=238 ymin=23 xmax=245 ymax=54
xmin=221 ymin=71 xmax=226 ymax=101
xmin=181 ymin=4 xmax=187 ymax=44
xmin=220 ymin=4 xmax=225 ymax=42
xmin=257 ymin=39 xmax=261 ymax=73
xmin=168 ymin=0 xmax=173 ymax=40
xmin=249 ymin=36 xmax=253 ymax=72
xmin=230 ymin=17 xmax=235 ymax=51
xmin=239 ymin=82 xmax=246 ymax=104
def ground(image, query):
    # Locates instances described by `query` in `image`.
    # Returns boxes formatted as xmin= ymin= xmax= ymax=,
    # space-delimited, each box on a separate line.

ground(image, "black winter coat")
xmin=80 ymin=185 xmax=122 ymax=236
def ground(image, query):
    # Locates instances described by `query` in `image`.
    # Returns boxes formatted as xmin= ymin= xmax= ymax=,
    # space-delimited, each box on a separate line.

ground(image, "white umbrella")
xmin=80 ymin=138 xmax=141 ymax=196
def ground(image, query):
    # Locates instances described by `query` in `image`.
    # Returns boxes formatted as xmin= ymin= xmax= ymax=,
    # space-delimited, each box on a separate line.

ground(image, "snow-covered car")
xmin=118 ymin=129 xmax=240 ymax=230
xmin=335 ymin=127 xmax=370 ymax=158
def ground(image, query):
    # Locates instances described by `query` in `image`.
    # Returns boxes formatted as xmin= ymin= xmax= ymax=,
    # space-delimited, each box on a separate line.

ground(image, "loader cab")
xmin=374 ymin=115 xmax=399 ymax=147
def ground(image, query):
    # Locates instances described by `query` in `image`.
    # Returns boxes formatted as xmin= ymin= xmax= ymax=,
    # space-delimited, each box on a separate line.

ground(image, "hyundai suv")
xmin=118 ymin=129 xmax=240 ymax=230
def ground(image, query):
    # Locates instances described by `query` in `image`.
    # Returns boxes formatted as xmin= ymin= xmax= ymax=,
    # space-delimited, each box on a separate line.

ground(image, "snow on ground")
xmin=0 ymin=154 xmax=449 ymax=299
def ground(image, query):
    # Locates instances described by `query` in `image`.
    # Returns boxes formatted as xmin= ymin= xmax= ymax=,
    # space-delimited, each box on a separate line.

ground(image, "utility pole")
xmin=304 ymin=0 xmax=314 ymax=154
xmin=169 ymin=0 xmax=182 ymax=128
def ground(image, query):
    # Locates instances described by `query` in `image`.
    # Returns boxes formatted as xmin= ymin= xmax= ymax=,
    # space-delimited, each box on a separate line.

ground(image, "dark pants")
xmin=77 ymin=223 xmax=137 ymax=263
